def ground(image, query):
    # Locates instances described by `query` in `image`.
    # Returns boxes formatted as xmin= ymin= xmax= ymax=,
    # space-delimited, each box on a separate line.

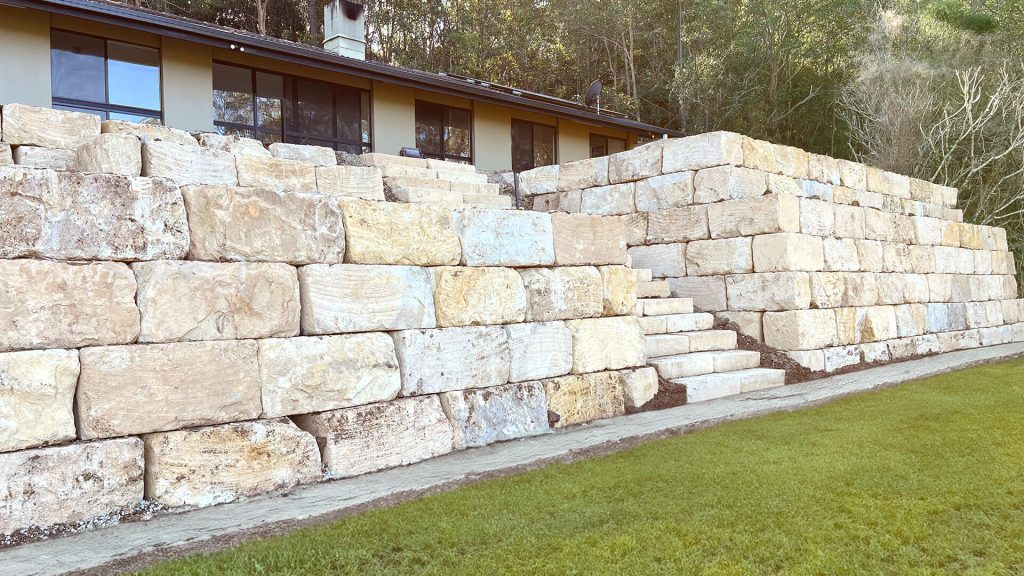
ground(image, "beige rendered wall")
xmin=372 ymin=82 xmax=416 ymax=156
xmin=0 ymin=6 xmax=51 ymax=107
xmin=163 ymin=38 xmax=214 ymax=132
xmin=474 ymin=103 xmax=513 ymax=172
xmin=558 ymin=121 xmax=631 ymax=164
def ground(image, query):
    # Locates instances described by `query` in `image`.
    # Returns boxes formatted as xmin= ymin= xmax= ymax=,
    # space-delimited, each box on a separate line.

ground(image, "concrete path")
xmin=4 ymin=343 xmax=1024 ymax=576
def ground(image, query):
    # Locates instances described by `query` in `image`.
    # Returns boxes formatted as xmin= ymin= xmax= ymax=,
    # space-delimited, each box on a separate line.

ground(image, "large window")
xmin=50 ymin=30 xmax=162 ymax=123
xmin=415 ymin=100 xmax=472 ymax=164
xmin=511 ymin=119 xmax=556 ymax=173
xmin=213 ymin=62 xmax=371 ymax=153
xmin=589 ymin=134 xmax=627 ymax=158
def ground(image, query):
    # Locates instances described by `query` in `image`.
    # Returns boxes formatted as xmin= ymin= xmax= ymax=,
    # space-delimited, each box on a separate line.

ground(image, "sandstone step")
xmin=452 ymin=181 xmax=501 ymax=195
xmin=378 ymin=164 xmax=437 ymax=180
xmin=463 ymin=193 xmax=512 ymax=209
xmin=644 ymin=334 xmax=691 ymax=358
xmin=427 ymin=158 xmax=477 ymax=173
xmin=669 ymin=368 xmax=786 ymax=403
xmin=651 ymin=349 xmax=761 ymax=380
xmin=638 ymin=298 xmax=693 ymax=316
xmin=437 ymin=169 xmax=489 ymax=185
xmin=639 ymin=313 xmax=714 ymax=335
xmin=678 ymin=329 xmax=737 ymax=352
xmin=385 ymin=176 xmax=450 ymax=191
xmin=359 ymin=152 xmax=428 ymax=169
xmin=633 ymin=269 xmax=654 ymax=283
xmin=636 ymin=281 xmax=670 ymax=298
xmin=392 ymin=187 xmax=464 ymax=207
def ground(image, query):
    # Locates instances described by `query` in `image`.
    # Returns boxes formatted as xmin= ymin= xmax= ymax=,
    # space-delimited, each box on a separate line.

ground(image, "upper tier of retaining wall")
xmin=520 ymin=132 xmax=1024 ymax=372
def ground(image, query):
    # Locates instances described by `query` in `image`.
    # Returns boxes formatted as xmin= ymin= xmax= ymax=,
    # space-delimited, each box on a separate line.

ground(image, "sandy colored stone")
xmin=706 ymin=193 xmax=799 ymax=238
xmin=360 ymin=152 xmax=427 ymax=169
xmin=580 ymin=182 xmax=635 ymax=215
xmin=441 ymin=382 xmax=550 ymax=448
xmin=634 ymin=170 xmax=693 ymax=211
xmin=505 ymin=321 xmax=573 ymax=382
xmin=808 ymin=154 xmax=841 ymax=185
xmin=773 ymin=144 xmax=810 ymax=178
xmin=667 ymin=276 xmax=728 ymax=311
xmin=693 ymin=164 xmax=767 ymax=203
xmin=0 ymin=349 xmax=79 ymax=453
xmin=611 ymin=212 xmax=648 ymax=246
xmin=557 ymin=156 xmax=608 ymax=191
xmin=0 ymin=143 xmax=11 ymax=165
xmin=77 ymin=340 xmax=262 ymax=439
xmin=520 ymin=266 xmax=604 ymax=322
xmin=609 ymin=142 xmax=664 ymax=183
xmin=457 ymin=209 xmax=554 ymax=266
xmin=0 ymin=438 xmax=143 ymax=536
xmin=895 ymin=303 xmax=930 ymax=338
xmin=294 ymin=396 xmax=455 ymax=478
xmin=836 ymin=159 xmax=866 ymax=189
xmin=800 ymin=198 xmax=836 ymax=237
xmin=183 ymin=185 xmax=345 ymax=264
xmin=394 ymin=326 xmax=510 ymax=395
xmin=299 ymin=264 xmax=436 ymax=334
xmin=833 ymin=204 xmax=866 ymax=239
xmin=142 ymin=140 xmax=237 ymax=186
xmin=235 ymin=154 xmax=317 ymax=193
xmin=620 ymin=367 xmax=659 ymax=409
xmin=599 ymin=265 xmax=638 ymax=316
xmin=718 ymin=311 xmax=764 ymax=342
xmin=268 ymin=142 xmax=336 ymax=166
xmin=753 ymin=233 xmax=824 ymax=272
xmin=1 ymin=103 xmax=99 ymax=148
xmin=549 ymin=212 xmax=628 ymax=266
xmin=741 ymin=137 xmax=776 ymax=171
xmin=763 ymin=309 xmax=837 ymax=350
xmin=835 ymin=306 xmax=898 ymax=345
xmin=258 ymin=334 xmax=401 ymax=418
xmin=822 ymin=238 xmax=860 ymax=272
xmin=517 ymin=164 xmax=559 ymax=196
xmin=433 ymin=266 xmax=527 ymax=327
xmin=646 ymin=205 xmax=709 ymax=244
xmin=662 ymin=131 xmax=743 ymax=173
xmin=726 ymin=272 xmax=811 ymax=311
xmin=102 ymin=120 xmax=197 ymax=147
xmin=76 ymin=133 xmax=141 ymax=176
xmin=531 ymin=190 xmax=580 ymax=212
xmin=686 ymin=237 xmax=753 ymax=276
xmin=316 ymin=165 xmax=384 ymax=200
xmin=340 ymin=199 xmax=461 ymax=265
xmin=196 ymin=133 xmax=269 ymax=156
xmin=565 ymin=316 xmax=645 ymax=374
xmin=0 ymin=260 xmax=139 ymax=353
xmin=13 ymin=146 xmax=77 ymax=170
xmin=543 ymin=371 xmax=626 ymax=428
xmin=144 ymin=419 xmax=321 ymax=508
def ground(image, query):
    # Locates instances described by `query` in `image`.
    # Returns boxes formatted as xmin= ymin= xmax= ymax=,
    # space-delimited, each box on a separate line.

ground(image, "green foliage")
xmin=929 ymin=0 xmax=997 ymax=34
xmin=136 ymin=358 xmax=1024 ymax=575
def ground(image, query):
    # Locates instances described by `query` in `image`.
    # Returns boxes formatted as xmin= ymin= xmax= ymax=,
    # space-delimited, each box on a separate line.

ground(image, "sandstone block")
xmin=0 ymin=349 xmax=79 ymax=453
xmin=911 ymin=216 xmax=943 ymax=246
xmin=686 ymin=237 xmax=753 ymax=276
xmin=621 ymin=367 xmax=659 ymax=409
xmin=788 ymin=350 xmax=825 ymax=371
xmin=557 ymin=156 xmax=609 ymax=191
xmin=518 ymin=164 xmax=559 ymax=196
xmin=753 ymin=233 xmax=824 ymax=272
xmin=707 ymin=193 xmax=799 ymax=238
xmin=340 ymin=199 xmax=461 ymax=265
xmin=550 ymin=212 xmax=627 ymax=265
xmin=667 ymin=276 xmax=728 ymax=311
xmin=693 ymin=165 xmax=767 ymax=203
xmin=835 ymin=306 xmax=898 ymax=345
xmin=196 ymin=133 xmax=269 ymax=156
xmin=718 ymin=311 xmax=764 ymax=342
xmin=609 ymin=142 xmax=664 ymax=183
xmin=1 ymin=103 xmax=99 ymax=148
xmin=634 ymin=171 xmax=693 ymax=211
xmin=808 ymin=154 xmax=841 ymax=185
xmin=77 ymin=341 xmax=261 ymax=439
xmin=834 ymin=204 xmax=866 ymax=239
xmin=394 ymin=326 xmax=510 ymax=394
xmin=773 ymin=144 xmax=810 ymax=178
xmin=809 ymin=272 xmax=877 ymax=309
xmin=614 ymin=212 xmax=648 ymax=246
xmin=580 ymin=182 xmax=635 ymax=215
xmin=506 ymin=322 xmax=573 ymax=382
xmin=566 ymin=316 xmax=645 ymax=374
xmin=855 ymin=240 xmax=884 ymax=272
xmin=441 ymin=382 xmax=550 ymax=448
xmin=13 ymin=145 xmax=77 ymax=170
xmin=0 ymin=260 xmax=139 ymax=352
xmin=142 ymin=140 xmax=237 ymax=186
xmin=299 ymin=264 xmax=436 ymax=334
xmin=360 ymin=152 xmax=427 ymax=169
xmin=294 ymin=396 xmax=455 ymax=478
xmin=823 ymin=346 xmax=861 ymax=372
xmin=662 ymin=132 xmax=743 ymax=173
xmin=647 ymin=205 xmax=709 ymax=244
xmin=520 ymin=266 xmax=604 ymax=321
xmin=797 ymin=179 xmax=834 ymax=202
xmin=258 ymin=334 xmax=401 ymax=418
xmin=543 ymin=371 xmax=625 ymax=427
xmin=76 ymin=133 xmax=141 ymax=176
xmin=433 ymin=266 xmax=527 ymax=327
xmin=0 ymin=143 xmax=10 ymax=164
xmin=628 ymin=243 xmax=687 ymax=278
xmin=895 ymin=303 xmax=929 ymax=338
xmin=268 ymin=142 xmax=336 ymax=166
xmin=836 ymin=159 xmax=867 ymax=189
xmin=763 ymin=309 xmax=837 ymax=350
xmin=236 ymin=154 xmax=317 ymax=193
xmin=822 ymin=238 xmax=861 ymax=272
xmin=600 ymin=265 xmax=638 ymax=316
xmin=316 ymin=165 xmax=385 ymax=200
xmin=882 ymin=243 xmax=913 ymax=273
xmin=457 ymin=209 xmax=554 ymax=266
xmin=102 ymin=120 xmax=197 ymax=147
xmin=531 ymin=190 xmax=581 ymax=212
xmin=134 ymin=261 xmax=299 ymax=343
xmin=888 ymin=335 xmax=941 ymax=359
xmin=864 ymin=209 xmax=895 ymax=242
xmin=726 ymin=272 xmax=811 ymax=311
xmin=766 ymin=173 xmax=803 ymax=196
xmin=0 ymin=438 xmax=143 ymax=536
xmin=144 ymin=419 xmax=321 ymax=508
xmin=800 ymin=198 xmax=836 ymax=237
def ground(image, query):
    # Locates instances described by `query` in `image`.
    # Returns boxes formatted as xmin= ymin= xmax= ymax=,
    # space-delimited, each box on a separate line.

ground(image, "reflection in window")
xmin=589 ymin=134 xmax=627 ymax=158
xmin=50 ymin=30 xmax=162 ymax=122
xmin=511 ymin=119 xmax=556 ymax=172
xmin=415 ymin=100 xmax=472 ymax=164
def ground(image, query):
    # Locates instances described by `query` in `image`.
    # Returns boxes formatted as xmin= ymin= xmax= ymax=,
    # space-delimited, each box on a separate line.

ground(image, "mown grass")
xmin=137 ymin=358 xmax=1024 ymax=575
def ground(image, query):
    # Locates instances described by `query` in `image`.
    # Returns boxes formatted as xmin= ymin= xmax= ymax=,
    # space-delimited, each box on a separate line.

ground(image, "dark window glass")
xmin=336 ymin=87 xmax=362 ymax=144
xmin=293 ymin=79 xmax=334 ymax=139
xmin=416 ymin=100 xmax=472 ymax=163
xmin=255 ymin=72 xmax=283 ymax=131
xmin=51 ymin=31 xmax=105 ymax=103
xmin=534 ymin=124 xmax=556 ymax=167
xmin=590 ymin=133 xmax=627 ymax=158
xmin=511 ymin=119 xmax=557 ymax=172
xmin=213 ymin=63 xmax=254 ymax=126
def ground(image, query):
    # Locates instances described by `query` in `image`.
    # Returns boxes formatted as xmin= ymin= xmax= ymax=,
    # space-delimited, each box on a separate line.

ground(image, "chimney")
xmin=323 ymin=0 xmax=366 ymax=60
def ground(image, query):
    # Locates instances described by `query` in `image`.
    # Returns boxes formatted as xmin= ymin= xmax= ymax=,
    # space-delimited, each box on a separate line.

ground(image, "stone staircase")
xmin=634 ymin=268 xmax=786 ymax=403
xmin=360 ymin=153 xmax=511 ymax=209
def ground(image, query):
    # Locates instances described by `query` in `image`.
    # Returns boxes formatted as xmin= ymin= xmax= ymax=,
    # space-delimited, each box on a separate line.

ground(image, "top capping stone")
xmin=101 ymin=120 xmax=198 ymax=147
xmin=340 ymin=198 xmax=462 ymax=266
xmin=360 ymin=152 xmax=429 ymax=169
xmin=517 ymin=164 xmax=559 ymax=197
xmin=268 ymin=142 xmax=337 ymax=167
xmin=456 ymin=208 xmax=555 ymax=267
xmin=196 ymin=133 xmax=270 ymax=157
xmin=142 ymin=140 xmax=238 ymax=187
xmin=426 ymin=158 xmax=476 ymax=173
xmin=608 ymin=140 xmax=665 ymax=184
xmin=1 ymin=103 xmax=101 ymax=149
xmin=662 ymin=131 xmax=743 ymax=174
xmin=557 ymin=156 xmax=609 ymax=192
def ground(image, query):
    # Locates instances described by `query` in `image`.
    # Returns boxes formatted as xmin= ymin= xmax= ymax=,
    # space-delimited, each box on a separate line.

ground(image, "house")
xmin=0 ymin=0 xmax=679 ymax=172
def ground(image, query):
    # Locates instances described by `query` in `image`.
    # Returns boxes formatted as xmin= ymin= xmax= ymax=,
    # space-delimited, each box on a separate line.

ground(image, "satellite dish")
xmin=585 ymin=79 xmax=603 ymax=113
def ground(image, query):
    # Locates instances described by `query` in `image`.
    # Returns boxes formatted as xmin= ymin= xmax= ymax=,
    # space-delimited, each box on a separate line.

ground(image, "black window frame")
xmin=50 ymin=28 xmax=163 ymax=123
xmin=510 ymin=118 xmax=557 ymax=173
xmin=212 ymin=60 xmax=373 ymax=153
xmin=589 ymin=133 xmax=628 ymax=158
xmin=414 ymin=100 xmax=473 ymax=164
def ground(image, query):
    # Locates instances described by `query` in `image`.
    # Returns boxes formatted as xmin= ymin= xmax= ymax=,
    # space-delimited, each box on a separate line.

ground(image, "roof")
xmin=3 ymin=0 xmax=682 ymax=137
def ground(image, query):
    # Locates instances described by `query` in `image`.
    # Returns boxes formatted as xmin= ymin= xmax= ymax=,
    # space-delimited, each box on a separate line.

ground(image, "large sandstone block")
xmin=235 ymin=154 xmax=317 ymax=193
xmin=693 ymin=165 xmax=767 ymax=203
xmin=433 ymin=266 xmax=527 ymax=326
xmin=394 ymin=326 xmax=510 ymax=394
xmin=520 ymin=266 xmax=604 ymax=322
xmin=741 ymin=137 xmax=776 ymax=172
xmin=808 ymin=154 xmax=841 ymax=185
xmin=609 ymin=142 xmax=664 ymax=183
xmin=0 ymin=168 xmax=188 ymax=260
xmin=565 ymin=316 xmax=645 ymax=374
xmin=144 ymin=419 xmax=321 ymax=508
xmin=457 ymin=209 xmax=554 ymax=266
xmin=726 ymin=272 xmax=811 ymax=311
xmin=0 ymin=438 xmax=143 ymax=536
xmin=0 ymin=143 xmax=10 ymax=164
xmin=557 ymin=156 xmax=609 ymax=191
xmin=518 ymin=164 xmax=559 ymax=196
xmin=0 ymin=260 xmax=139 ymax=352
xmin=773 ymin=144 xmax=810 ymax=179
xmin=613 ymin=212 xmax=649 ymax=246
xmin=600 ymin=265 xmax=638 ymax=316
xmin=662 ymin=132 xmax=743 ymax=173
xmin=628 ymin=243 xmax=687 ymax=278
xmin=102 ymin=119 xmax=197 ymax=147
xmin=895 ymin=303 xmax=930 ymax=338
xmin=836 ymin=159 xmax=867 ymax=189
xmin=634 ymin=171 xmax=693 ymax=211
xmin=800 ymin=198 xmax=836 ymax=237
xmin=441 ymin=382 xmax=550 ymax=448
xmin=580 ymin=182 xmax=635 ymax=215
xmin=294 ymin=396 xmax=455 ymax=478
xmin=550 ymin=212 xmax=627 ymax=265
xmin=763 ymin=309 xmax=838 ymax=350
xmin=299 ymin=264 xmax=435 ymax=334
xmin=706 ymin=193 xmax=799 ymax=238
xmin=340 ymin=199 xmax=461 ymax=265
xmin=258 ymin=333 xmax=401 ymax=418
xmin=809 ymin=272 xmax=878 ymax=308
xmin=76 ymin=133 xmax=141 ymax=176
xmin=505 ymin=321 xmax=573 ymax=382
xmin=268 ymin=142 xmax=336 ymax=166
xmin=0 ymin=349 xmax=79 ymax=453
xmin=833 ymin=204 xmax=866 ymax=239
xmin=134 ymin=261 xmax=299 ymax=343
xmin=753 ymin=233 xmax=824 ymax=272
xmin=1 ymin=103 xmax=99 ymax=148
xmin=646 ymin=205 xmax=710 ymax=245
xmin=543 ymin=371 xmax=625 ymax=428
xmin=621 ymin=367 xmax=659 ymax=409
xmin=835 ymin=306 xmax=898 ymax=345
xmin=183 ymin=185 xmax=345 ymax=264
xmin=718 ymin=311 xmax=764 ymax=342
xmin=142 ymin=140 xmax=237 ymax=186
xmin=667 ymin=276 xmax=728 ymax=311
xmin=196 ymin=133 xmax=268 ymax=156
xmin=14 ymin=145 xmax=77 ymax=171
xmin=316 ymin=165 xmax=384 ymax=200
xmin=686 ymin=237 xmax=753 ymax=276
xmin=822 ymin=238 xmax=861 ymax=272
xmin=77 ymin=340 xmax=262 ymax=439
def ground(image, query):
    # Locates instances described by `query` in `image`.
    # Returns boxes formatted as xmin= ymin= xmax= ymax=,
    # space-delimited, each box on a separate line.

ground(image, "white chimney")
xmin=323 ymin=0 xmax=366 ymax=60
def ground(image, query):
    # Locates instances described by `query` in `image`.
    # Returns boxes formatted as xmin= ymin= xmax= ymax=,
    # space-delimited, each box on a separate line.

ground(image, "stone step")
xmin=639 ymin=313 xmax=714 ymax=335
xmin=644 ymin=334 xmax=692 ymax=358
xmin=638 ymin=298 xmax=693 ymax=316
xmin=636 ymin=280 xmax=670 ymax=299
xmin=378 ymin=164 xmax=437 ymax=180
xmin=463 ymin=193 xmax=512 ymax=209
xmin=651 ymin=349 xmax=761 ymax=379
xmin=385 ymin=176 xmax=450 ymax=191
xmin=633 ymin=269 xmax=654 ymax=283
xmin=678 ymin=329 xmax=737 ymax=352
xmin=452 ymin=181 xmax=501 ymax=195
xmin=392 ymin=187 xmax=463 ymax=207
xmin=437 ymin=169 xmax=489 ymax=185
xmin=669 ymin=368 xmax=786 ymax=404
xmin=359 ymin=152 xmax=427 ymax=169
xmin=427 ymin=158 xmax=477 ymax=173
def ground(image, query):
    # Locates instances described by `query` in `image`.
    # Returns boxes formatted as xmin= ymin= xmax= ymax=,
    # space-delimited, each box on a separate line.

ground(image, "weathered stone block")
xmin=268 ymin=142 xmax=336 ymax=166
xmin=142 ymin=140 xmax=237 ymax=186
xmin=299 ymin=264 xmax=436 ymax=334
xmin=196 ymin=133 xmax=268 ymax=156
xmin=294 ymin=396 xmax=455 ymax=478
xmin=834 ymin=204 xmax=866 ymax=239
xmin=763 ymin=309 xmax=837 ymax=350
xmin=667 ymin=276 xmax=728 ymax=311
xmin=557 ymin=156 xmax=609 ymax=191
xmin=773 ymin=144 xmax=810 ymax=178
xmin=543 ymin=371 xmax=625 ymax=427
xmin=888 ymin=335 xmax=941 ymax=359
xmin=613 ymin=212 xmax=648 ymax=246
xmin=835 ymin=306 xmax=898 ymax=345
xmin=1 ymin=103 xmax=99 ymax=148
xmin=13 ymin=145 xmax=77 ymax=170
xmin=0 ymin=438 xmax=143 ymax=536
xmin=706 ymin=193 xmax=799 ymax=238
xmin=621 ymin=367 xmax=659 ymax=409
xmin=726 ymin=272 xmax=811 ymax=311
xmin=77 ymin=340 xmax=262 ymax=439
xmin=520 ymin=266 xmax=604 ymax=321
xmin=532 ymin=190 xmax=581 ymax=212
xmin=76 ymin=133 xmax=141 ymax=176
xmin=800 ymin=198 xmax=836 ymax=237
xmin=788 ymin=350 xmax=825 ymax=371
xmin=316 ymin=165 xmax=385 ymax=200
xmin=433 ymin=266 xmax=527 ymax=327
xmin=340 ymin=199 xmax=461 ymax=265
xmin=258 ymin=334 xmax=401 ymax=418
xmin=394 ymin=326 xmax=510 ymax=394
xmin=719 ymin=311 xmax=764 ymax=342
xmin=808 ymin=154 xmax=841 ymax=185
xmin=693 ymin=165 xmax=767 ymax=203
xmin=609 ymin=142 xmax=664 ymax=183
xmin=628 ymin=243 xmax=687 ymax=278
xmin=144 ymin=419 xmax=321 ymax=508
xmin=518 ymin=164 xmax=559 ymax=196
xmin=102 ymin=120 xmax=197 ymax=147
xmin=797 ymin=179 xmax=834 ymax=202
xmin=912 ymin=216 xmax=943 ymax=245
xmin=580 ymin=182 xmax=635 ymax=215
xmin=686 ymin=237 xmax=753 ymax=276
xmin=505 ymin=322 xmax=573 ymax=382
xmin=599 ymin=265 xmax=638 ymax=316
xmin=634 ymin=171 xmax=693 ymax=211
xmin=647 ymin=205 xmax=709 ymax=244
xmin=441 ymin=382 xmax=549 ymax=448
xmin=864 ymin=209 xmax=895 ymax=242
xmin=457 ymin=209 xmax=554 ymax=266
xmin=0 ymin=349 xmax=79 ymax=453
xmin=360 ymin=152 xmax=427 ymax=169
xmin=662 ymin=132 xmax=743 ymax=173
xmin=550 ymin=212 xmax=627 ymax=265
xmin=822 ymin=238 xmax=861 ymax=272
xmin=134 ymin=261 xmax=299 ymax=343
xmin=0 ymin=143 xmax=11 ymax=164
xmin=823 ymin=346 xmax=861 ymax=372
xmin=836 ymin=159 xmax=866 ymax=189
xmin=235 ymin=154 xmax=317 ymax=193
xmin=565 ymin=316 xmax=645 ymax=374
xmin=0 ymin=260 xmax=139 ymax=353
xmin=753 ymin=233 xmax=824 ymax=272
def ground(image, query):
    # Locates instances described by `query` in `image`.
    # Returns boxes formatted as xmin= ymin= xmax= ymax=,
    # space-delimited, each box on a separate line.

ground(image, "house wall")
xmin=162 ymin=39 xmax=214 ymax=132
xmin=0 ymin=5 xmax=51 ymax=108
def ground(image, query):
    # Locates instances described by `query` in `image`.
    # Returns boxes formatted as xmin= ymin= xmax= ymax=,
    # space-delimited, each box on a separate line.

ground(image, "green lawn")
xmin=137 ymin=358 xmax=1024 ymax=575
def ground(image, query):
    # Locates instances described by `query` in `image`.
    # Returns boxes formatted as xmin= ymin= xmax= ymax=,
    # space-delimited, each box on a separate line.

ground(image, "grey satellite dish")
xmin=585 ymin=80 xmax=603 ymax=113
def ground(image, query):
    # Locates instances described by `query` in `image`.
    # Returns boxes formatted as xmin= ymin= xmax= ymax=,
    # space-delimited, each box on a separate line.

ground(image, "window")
xmin=415 ymin=100 xmax=472 ymax=164
xmin=589 ymin=134 xmax=627 ymax=158
xmin=50 ymin=30 xmax=162 ymax=123
xmin=511 ymin=119 xmax=556 ymax=172
xmin=213 ymin=62 xmax=371 ymax=153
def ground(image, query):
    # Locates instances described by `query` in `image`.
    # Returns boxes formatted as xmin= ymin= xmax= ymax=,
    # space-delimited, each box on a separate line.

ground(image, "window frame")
xmin=212 ymin=60 xmax=373 ymax=153
xmin=589 ymin=133 xmax=628 ymax=158
xmin=511 ymin=118 xmax=558 ymax=173
xmin=50 ymin=28 xmax=163 ymax=123
xmin=414 ymin=99 xmax=474 ymax=164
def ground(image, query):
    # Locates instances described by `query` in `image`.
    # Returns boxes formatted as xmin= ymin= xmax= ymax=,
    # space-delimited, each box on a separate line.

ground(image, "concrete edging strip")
xmin=4 ymin=342 xmax=1024 ymax=576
